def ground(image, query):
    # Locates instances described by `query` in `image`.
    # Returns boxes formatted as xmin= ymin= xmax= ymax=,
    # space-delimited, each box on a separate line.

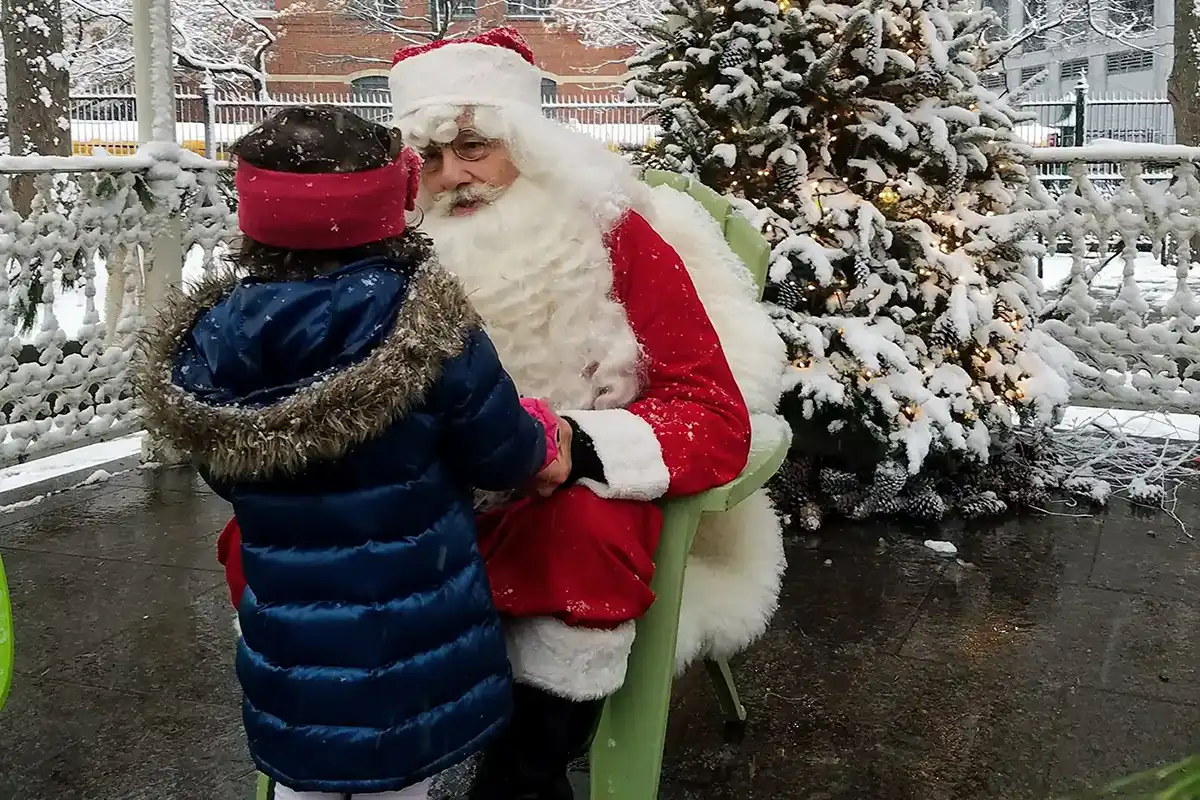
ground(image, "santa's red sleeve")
xmin=564 ymin=210 xmax=751 ymax=501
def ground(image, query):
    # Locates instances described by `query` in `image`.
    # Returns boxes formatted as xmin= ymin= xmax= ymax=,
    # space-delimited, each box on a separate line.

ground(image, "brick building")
xmin=262 ymin=0 xmax=634 ymax=97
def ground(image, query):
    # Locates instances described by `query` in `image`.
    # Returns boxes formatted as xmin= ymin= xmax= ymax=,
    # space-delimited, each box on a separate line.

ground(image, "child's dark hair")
xmin=231 ymin=105 xmax=429 ymax=280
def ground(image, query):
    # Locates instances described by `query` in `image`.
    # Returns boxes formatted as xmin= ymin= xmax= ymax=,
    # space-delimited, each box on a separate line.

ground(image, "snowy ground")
xmin=18 ymin=248 xmax=211 ymax=344
xmin=0 ymin=432 xmax=142 ymax=497
xmin=1040 ymin=252 xmax=1196 ymax=307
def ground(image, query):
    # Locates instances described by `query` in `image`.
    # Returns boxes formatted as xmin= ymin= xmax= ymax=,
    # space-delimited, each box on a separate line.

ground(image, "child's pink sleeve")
xmin=519 ymin=398 xmax=559 ymax=470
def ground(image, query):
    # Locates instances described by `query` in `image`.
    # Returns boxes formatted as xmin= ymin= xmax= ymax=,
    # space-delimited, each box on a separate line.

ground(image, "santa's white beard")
xmin=419 ymin=176 xmax=642 ymax=412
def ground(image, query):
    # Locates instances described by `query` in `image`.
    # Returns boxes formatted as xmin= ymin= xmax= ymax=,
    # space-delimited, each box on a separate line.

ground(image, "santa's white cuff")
xmin=566 ymin=408 xmax=671 ymax=502
xmin=505 ymin=617 xmax=636 ymax=701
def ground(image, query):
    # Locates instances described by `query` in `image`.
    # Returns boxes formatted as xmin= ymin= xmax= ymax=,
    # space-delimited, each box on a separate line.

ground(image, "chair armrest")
xmin=0 ymin=554 xmax=13 ymax=711
xmin=697 ymin=414 xmax=791 ymax=513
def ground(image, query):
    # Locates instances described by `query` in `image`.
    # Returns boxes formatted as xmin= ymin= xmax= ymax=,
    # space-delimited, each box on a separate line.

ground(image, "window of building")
xmin=430 ymin=0 xmax=476 ymax=19
xmin=980 ymin=72 xmax=1006 ymax=90
xmin=1105 ymin=50 xmax=1154 ymax=75
xmin=350 ymin=76 xmax=392 ymax=123
xmin=540 ymin=77 xmax=558 ymax=100
xmin=1060 ymin=57 xmax=1088 ymax=81
xmin=505 ymin=0 xmax=551 ymax=17
xmin=351 ymin=75 xmax=389 ymax=95
xmin=1020 ymin=65 xmax=1046 ymax=85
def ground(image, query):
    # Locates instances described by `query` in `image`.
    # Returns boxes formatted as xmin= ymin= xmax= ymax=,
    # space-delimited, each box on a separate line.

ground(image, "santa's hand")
xmin=532 ymin=417 xmax=573 ymax=497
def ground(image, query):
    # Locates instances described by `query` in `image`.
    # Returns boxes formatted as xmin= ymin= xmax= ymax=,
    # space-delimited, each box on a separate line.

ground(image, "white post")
xmin=132 ymin=0 xmax=183 ymax=318
xmin=133 ymin=0 xmax=186 ymax=465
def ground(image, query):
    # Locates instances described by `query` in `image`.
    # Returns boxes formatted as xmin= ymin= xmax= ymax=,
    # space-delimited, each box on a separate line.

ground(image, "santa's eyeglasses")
xmin=419 ymin=131 xmax=497 ymax=168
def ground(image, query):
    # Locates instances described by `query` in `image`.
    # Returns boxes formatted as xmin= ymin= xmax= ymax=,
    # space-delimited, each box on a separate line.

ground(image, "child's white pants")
xmin=270 ymin=778 xmax=431 ymax=799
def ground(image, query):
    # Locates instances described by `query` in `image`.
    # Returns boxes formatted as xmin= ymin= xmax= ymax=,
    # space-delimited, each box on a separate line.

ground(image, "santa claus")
xmin=387 ymin=26 xmax=790 ymax=800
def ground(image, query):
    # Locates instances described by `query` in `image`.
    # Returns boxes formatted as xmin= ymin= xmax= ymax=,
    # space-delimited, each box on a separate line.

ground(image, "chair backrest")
xmin=640 ymin=169 xmax=772 ymax=300
xmin=0 ymin=553 xmax=12 ymax=711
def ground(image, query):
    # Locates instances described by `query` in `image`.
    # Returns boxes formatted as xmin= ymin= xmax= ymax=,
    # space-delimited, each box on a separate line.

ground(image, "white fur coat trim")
xmin=505 ymin=617 xmax=636 ymax=701
xmin=632 ymin=189 xmax=791 ymax=670
xmin=568 ymin=408 xmax=671 ymax=502
xmin=636 ymin=186 xmax=788 ymax=416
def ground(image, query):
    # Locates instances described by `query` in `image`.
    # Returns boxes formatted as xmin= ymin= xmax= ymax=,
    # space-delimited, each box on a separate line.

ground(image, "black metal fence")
xmin=1011 ymin=84 xmax=1173 ymax=147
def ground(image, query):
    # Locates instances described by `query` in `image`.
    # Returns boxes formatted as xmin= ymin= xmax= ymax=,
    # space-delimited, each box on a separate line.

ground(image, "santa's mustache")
xmin=429 ymin=183 xmax=507 ymax=215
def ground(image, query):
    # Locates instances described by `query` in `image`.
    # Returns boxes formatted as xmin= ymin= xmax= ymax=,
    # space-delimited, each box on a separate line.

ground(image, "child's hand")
xmin=532 ymin=416 xmax=573 ymax=497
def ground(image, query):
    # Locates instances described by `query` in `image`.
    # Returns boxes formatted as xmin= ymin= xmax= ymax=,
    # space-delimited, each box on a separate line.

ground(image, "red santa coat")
xmin=215 ymin=210 xmax=753 ymax=627
xmin=475 ymin=210 xmax=751 ymax=628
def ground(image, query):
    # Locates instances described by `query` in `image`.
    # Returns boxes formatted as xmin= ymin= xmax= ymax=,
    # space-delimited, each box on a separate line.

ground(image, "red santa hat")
xmin=389 ymin=28 xmax=544 ymax=123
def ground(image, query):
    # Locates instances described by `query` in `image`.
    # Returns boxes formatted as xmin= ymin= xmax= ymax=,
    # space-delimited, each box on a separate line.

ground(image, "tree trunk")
xmin=1 ymin=0 xmax=70 ymax=213
xmin=1167 ymin=0 xmax=1200 ymax=265
xmin=1169 ymin=0 xmax=1200 ymax=146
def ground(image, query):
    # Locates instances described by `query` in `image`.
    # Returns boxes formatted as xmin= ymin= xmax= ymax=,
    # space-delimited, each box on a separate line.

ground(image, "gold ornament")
xmin=777 ymin=0 xmax=792 ymax=10
xmin=878 ymin=186 xmax=900 ymax=206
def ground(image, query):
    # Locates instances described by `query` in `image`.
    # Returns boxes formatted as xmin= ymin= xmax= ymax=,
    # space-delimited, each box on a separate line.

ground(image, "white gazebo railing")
xmin=0 ymin=149 xmax=234 ymax=467
xmin=1029 ymin=144 xmax=1200 ymax=413
xmin=4 ymin=108 xmax=1200 ymax=468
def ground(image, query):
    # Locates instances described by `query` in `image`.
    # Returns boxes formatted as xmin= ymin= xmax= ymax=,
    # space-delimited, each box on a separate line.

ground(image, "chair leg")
xmin=704 ymin=657 xmax=747 ymax=742
xmin=589 ymin=499 xmax=704 ymax=800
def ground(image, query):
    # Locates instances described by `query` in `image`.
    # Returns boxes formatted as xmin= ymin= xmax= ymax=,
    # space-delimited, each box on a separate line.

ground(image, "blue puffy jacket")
xmin=137 ymin=254 xmax=547 ymax=793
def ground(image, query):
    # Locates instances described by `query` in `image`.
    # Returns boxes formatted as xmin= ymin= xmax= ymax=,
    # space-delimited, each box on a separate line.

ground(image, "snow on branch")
xmin=57 ymin=0 xmax=273 ymax=94
xmin=329 ymin=0 xmax=502 ymax=45
xmin=987 ymin=0 xmax=1161 ymax=69
xmin=550 ymin=0 xmax=661 ymax=49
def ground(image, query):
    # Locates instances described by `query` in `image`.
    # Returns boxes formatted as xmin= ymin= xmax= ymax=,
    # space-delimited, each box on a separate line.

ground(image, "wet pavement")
xmin=0 ymin=465 xmax=1197 ymax=799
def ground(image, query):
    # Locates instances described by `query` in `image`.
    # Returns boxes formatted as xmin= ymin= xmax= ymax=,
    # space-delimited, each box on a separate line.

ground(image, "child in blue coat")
xmin=136 ymin=106 xmax=567 ymax=799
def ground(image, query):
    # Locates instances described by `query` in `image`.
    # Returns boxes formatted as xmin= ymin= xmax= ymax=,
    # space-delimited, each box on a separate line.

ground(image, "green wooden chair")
xmin=586 ymin=170 xmax=790 ymax=800
xmin=255 ymin=172 xmax=791 ymax=800
xmin=0 ymin=552 xmax=13 ymax=713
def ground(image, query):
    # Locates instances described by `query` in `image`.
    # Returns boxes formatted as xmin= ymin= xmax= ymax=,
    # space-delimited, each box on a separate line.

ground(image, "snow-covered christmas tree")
xmin=625 ymin=0 xmax=784 ymax=200
xmin=629 ymin=0 xmax=1078 ymax=529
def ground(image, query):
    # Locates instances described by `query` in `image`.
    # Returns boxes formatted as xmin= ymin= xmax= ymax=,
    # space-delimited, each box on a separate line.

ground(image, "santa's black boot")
xmin=469 ymin=683 xmax=604 ymax=800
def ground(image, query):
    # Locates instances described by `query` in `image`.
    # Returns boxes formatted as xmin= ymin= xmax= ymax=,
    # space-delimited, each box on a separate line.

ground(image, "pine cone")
xmin=832 ymin=490 xmax=863 ymax=518
xmin=914 ymin=69 xmax=942 ymax=90
xmin=775 ymin=161 xmax=803 ymax=198
xmin=790 ymin=454 xmax=814 ymax=485
xmin=905 ymin=475 xmax=937 ymax=497
xmin=767 ymin=468 xmax=804 ymax=516
xmin=797 ymin=501 xmax=823 ymax=531
xmin=718 ymin=39 xmax=751 ymax=71
xmin=853 ymin=251 xmax=870 ymax=287
xmin=773 ymin=277 xmax=805 ymax=310
xmin=872 ymin=460 xmax=908 ymax=498
xmin=820 ymin=467 xmax=861 ymax=497
xmin=959 ymin=491 xmax=1007 ymax=519
xmin=904 ymin=490 xmax=946 ymax=522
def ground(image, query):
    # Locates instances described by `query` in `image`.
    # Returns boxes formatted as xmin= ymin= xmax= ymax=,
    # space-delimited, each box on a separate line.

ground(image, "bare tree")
xmin=551 ymin=0 xmax=657 ymax=49
xmin=2 ymin=0 xmax=71 ymax=203
xmin=328 ymin=0 xmax=497 ymax=49
xmin=995 ymin=0 xmax=1157 ymax=55
xmin=59 ymin=0 xmax=274 ymax=95
xmin=552 ymin=0 xmax=1158 ymax=55
xmin=1169 ymin=0 xmax=1200 ymax=146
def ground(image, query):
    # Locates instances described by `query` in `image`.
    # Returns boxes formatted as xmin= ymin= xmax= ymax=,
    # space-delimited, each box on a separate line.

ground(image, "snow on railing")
xmin=4 ymin=139 xmax=1200 ymax=468
xmin=1030 ymin=142 xmax=1200 ymax=413
xmin=0 ymin=146 xmax=235 ymax=468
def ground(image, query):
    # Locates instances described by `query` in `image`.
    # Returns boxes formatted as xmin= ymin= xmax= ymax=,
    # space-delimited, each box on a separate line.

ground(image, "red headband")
xmin=235 ymin=150 xmax=421 ymax=250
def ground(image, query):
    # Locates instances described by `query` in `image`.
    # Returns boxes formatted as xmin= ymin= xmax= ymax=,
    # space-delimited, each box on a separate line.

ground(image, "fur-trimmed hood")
xmin=136 ymin=257 xmax=479 ymax=482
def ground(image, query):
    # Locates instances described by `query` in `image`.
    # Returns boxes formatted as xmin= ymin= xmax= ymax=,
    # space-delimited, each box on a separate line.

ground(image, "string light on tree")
xmin=627 ymin=0 xmax=1076 ymax=528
